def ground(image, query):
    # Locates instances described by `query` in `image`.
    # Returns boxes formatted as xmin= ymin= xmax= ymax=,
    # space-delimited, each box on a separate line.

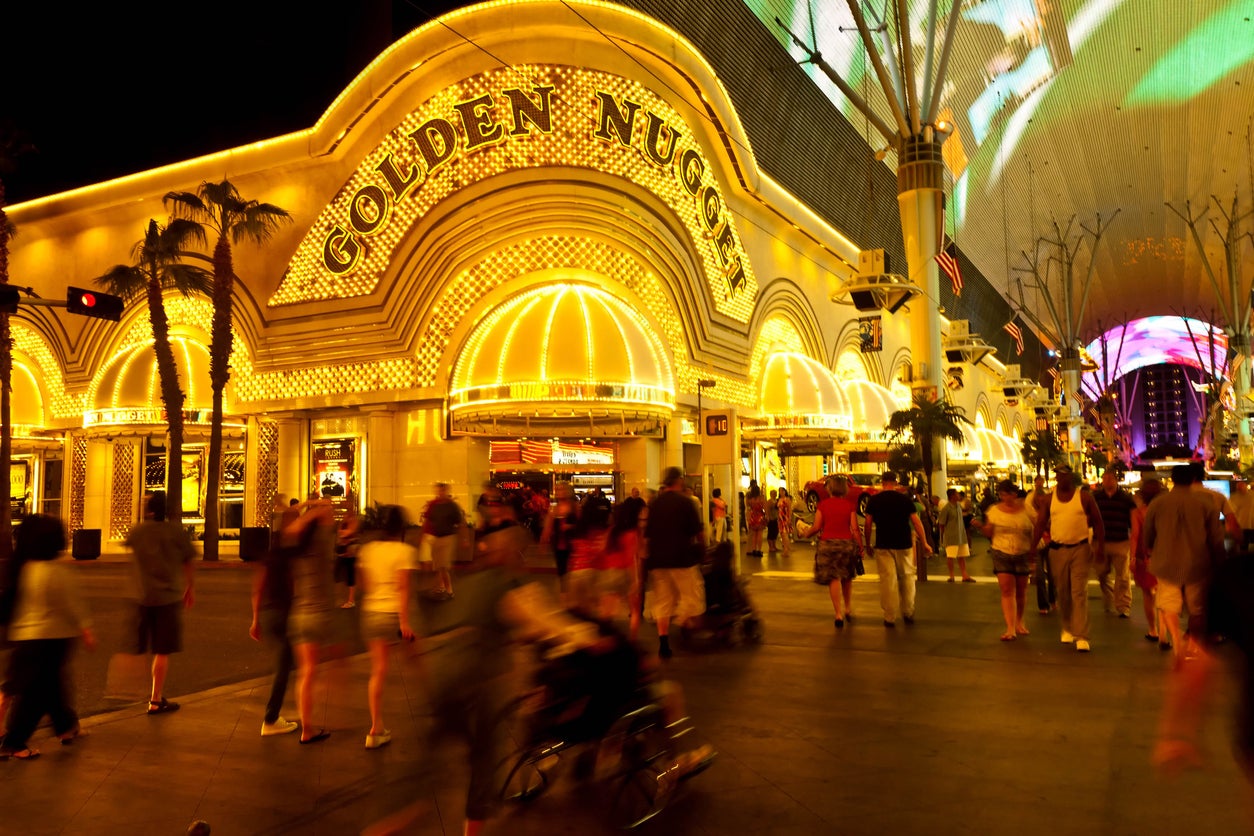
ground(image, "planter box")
xmin=72 ymin=529 xmax=102 ymax=560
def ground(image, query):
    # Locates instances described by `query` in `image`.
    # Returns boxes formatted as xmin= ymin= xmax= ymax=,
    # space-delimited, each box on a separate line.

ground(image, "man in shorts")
xmin=423 ymin=481 xmax=466 ymax=599
xmin=124 ymin=491 xmax=196 ymax=715
xmin=644 ymin=467 xmax=705 ymax=659
xmin=1144 ymin=464 xmax=1223 ymax=662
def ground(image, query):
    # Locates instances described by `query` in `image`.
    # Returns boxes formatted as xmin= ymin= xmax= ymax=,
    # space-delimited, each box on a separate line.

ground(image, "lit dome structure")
xmin=840 ymin=379 xmax=904 ymax=446
xmin=977 ymin=427 xmax=1021 ymax=466
xmin=449 ymin=284 xmax=675 ymax=435
xmin=743 ymin=352 xmax=852 ymax=441
xmin=83 ymin=338 xmax=238 ymax=437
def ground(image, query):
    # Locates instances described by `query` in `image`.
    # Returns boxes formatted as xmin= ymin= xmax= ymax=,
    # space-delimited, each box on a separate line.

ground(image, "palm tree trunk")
xmin=202 ymin=236 xmax=234 ymax=562
xmin=147 ymin=277 xmax=185 ymax=525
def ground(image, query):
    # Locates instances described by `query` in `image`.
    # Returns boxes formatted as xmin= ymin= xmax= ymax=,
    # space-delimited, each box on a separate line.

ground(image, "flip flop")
xmin=147 ymin=698 xmax=180 ymax=715
xmin=0 ymin=747 xmax=41 ymax=761
xmin=1000 ymin=634 xmax=1016 ymax=642
xmin=300 ymin=729 xmax=331 ymax=744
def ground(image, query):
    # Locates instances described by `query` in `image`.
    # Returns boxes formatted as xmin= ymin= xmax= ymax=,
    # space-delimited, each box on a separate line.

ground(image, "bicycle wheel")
xmin=493 ymin=691 xmax=551 ymax=803
xmin=602 ymin=705 xmax=675 ymax=829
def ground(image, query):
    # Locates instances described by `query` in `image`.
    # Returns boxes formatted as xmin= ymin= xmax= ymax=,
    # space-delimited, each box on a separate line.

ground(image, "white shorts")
xmin=649 ymin=566 xmax=706 ymax=623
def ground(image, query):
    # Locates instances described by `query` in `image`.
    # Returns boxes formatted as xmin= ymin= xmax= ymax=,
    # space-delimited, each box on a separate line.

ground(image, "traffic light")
xmin=0 ymin=285 xmax=18 ymax=314
xmin=66 ymin=287 xmax=124 ymax=321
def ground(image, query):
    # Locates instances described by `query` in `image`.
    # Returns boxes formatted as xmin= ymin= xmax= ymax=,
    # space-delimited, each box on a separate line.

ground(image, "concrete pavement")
xmin=1 ymin=541 xmax=1250 ymax=835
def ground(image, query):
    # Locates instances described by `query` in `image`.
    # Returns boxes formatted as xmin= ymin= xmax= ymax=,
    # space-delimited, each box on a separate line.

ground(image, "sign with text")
xmin=702 ymin=409 xmax=738 ymax=465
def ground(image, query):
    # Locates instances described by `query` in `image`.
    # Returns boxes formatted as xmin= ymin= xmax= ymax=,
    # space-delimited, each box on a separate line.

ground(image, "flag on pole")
xmin=935 ymin=236 xmax=963 ymax=296
xmin=1003 ymin=319 xmax=1024 ymax=355
xmin=1047 ymin=366 xmax=1059 ymax=381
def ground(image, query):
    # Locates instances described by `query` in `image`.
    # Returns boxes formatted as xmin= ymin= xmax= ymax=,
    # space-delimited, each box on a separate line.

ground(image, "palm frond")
xmin=165 ymin=263 xmax=213 ymax=296
xmin=93 ymin=264 xmax=147 ymax=300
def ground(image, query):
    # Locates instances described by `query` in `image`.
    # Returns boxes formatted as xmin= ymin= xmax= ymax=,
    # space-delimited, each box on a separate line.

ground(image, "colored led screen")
xmin=1085 ymin=316 xmax=1228 ymax=379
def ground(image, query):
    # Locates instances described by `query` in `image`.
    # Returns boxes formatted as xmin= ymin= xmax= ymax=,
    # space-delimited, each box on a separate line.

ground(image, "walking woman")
xmin=599 ymin=502 xmax=641 ymax=625
xmin=356 ymin=505 xmax=420 ymax=749
xmin=1131 ymin=478 xmax=1166 ymax=646
xmin=777 ymin=488 xmax=794 ymax=557
xmin=542 ymin=481 xmax=579 ymax=597
xmin=797 ymin=476 xmax=861 ymax=627
xmin=746 ymin=485 xmax=767 ymax=557
xmin=1 ymin=515 xmax=95 ymax=760
xmin=282 ymin=497 xmax=338 ymax=744
xmin=980 ymin=480 xmax=1035 ymax=641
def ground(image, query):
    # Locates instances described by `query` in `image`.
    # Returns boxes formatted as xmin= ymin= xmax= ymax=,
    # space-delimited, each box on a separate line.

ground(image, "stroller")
xmin=678 ymin=540 xmax=764 ymax=648
xmin=495 ymin=621 xmax=714 ymax=829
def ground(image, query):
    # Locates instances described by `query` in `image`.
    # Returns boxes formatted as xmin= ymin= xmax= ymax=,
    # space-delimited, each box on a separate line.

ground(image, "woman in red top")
xmin=599 ymin=503 xmax=640 ymax=625
xmin=746 ymin=485 xmax=767 ymax=557
xmin=797 ymin=475 xmax=861 ymax=627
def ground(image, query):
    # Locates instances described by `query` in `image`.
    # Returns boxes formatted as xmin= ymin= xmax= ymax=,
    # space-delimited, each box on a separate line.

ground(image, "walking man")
xmin=1025 ymin=475 xmax=1056 ymax=614
xmin=1093 ymin=470 xmax=1137 ymax=617
xmin=1144 ymin=464 xmax=1224 ymax=661
xmin=863 ymin=472 xmax=932 ymax=627
xmin=124 ymin=491 xmax=196 ymax=714
xmin=1031 ymin=465 xmax=1105 ymax=652
xmin=938 ymin=488 xmax=973 ymax=582
xmin=250 ymin=497 xmax=300 ymax=736
xmin=644 ymin=466 xmax=706 ymax=659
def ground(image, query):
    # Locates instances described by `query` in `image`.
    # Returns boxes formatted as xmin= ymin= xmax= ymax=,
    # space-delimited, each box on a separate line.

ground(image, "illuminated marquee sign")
xmin=83 ymin=408 xmax=216 ymax=427
xmin=278 ymin=66 xmax=756 ymax=319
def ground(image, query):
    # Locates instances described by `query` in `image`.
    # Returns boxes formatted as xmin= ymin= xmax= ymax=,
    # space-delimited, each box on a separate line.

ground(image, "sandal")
xmin=147 ymin=698 xmax=180 ymax=715
xmin=0 ymin=747 xmax=41 ymax=761
xmin=300 ymin=729 xmax=332 ymax=744
xmin=59 ymin=727 xmax=88 ymax=745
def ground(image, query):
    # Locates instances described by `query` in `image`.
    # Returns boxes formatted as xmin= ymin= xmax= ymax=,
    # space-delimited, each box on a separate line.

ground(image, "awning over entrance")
xmin=838 ymin=379 xmax=903 ymax=449
xmin=448 ymin=283 xmax=675 ymax=436
xmin=947 ymin=424 xmax=1021 ymax=469
xmin=742 ymin=352 xmax=852 ymax=448
xmin=83 ymin=337 xmax=240 ymax=439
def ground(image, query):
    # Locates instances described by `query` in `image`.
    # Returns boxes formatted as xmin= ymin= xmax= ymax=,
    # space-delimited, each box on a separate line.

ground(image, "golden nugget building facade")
xmin=7 ymin=0 xmax=1037 ymax=552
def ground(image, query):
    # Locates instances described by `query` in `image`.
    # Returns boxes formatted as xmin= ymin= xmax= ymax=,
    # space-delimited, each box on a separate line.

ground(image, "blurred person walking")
xmin=599 ymin=502 xmax=641 ymax=625
xmin=0 ymin=516 xmax=95 ymax=760
xmin=1025 ymin=475 xmax=1056 ymax=614
xmin=765 ymin=489 xmax=780 ymax=555
xmin=777 ymin=488 xmax=793 ymax=557
xmin=357 ymin=505 xmax=421 ymax=749
xmin=797 ymin=475 xmax=860 ymax=627
xmin=709 ymin=488 xmax=728 ymax=544
xmin=1131 ymin=477 xmax=1166 ymax=644
xmin=335 ymin=501 xmax=361 ymax=608
xmin=864 ymin=472 xmax=932 ymax=627
xmin=1031 ymin=465 xmax=1106 ymax=652
xmin=980 ymin=480 xmax=1035 ymax=641
xmin=542 ymin=481 xmax=579 ymax=596
xmin=282 ymin=497 xmax=338 ymax=744
xmin=567 ymin=498 xmax=613 ymax=616
xmin=124 ymin=491 xmax=196 ymax=715
xmin=938 ymin=488 xmax=974 ymax=582
xmin=745 ymin=485 xmax=766 ymax=557
xmin=422 ymin=482 xmax=466 ymax=599
xmin=1093 ymin=470 xmax=1137 ymax=617
xmin=248 ymin=493 xmax=300 ymax=736
xmin=645 ymin=467 xmax=706 ymax=659
xmin=1144 ymin=464 xmax=1224 ymax=662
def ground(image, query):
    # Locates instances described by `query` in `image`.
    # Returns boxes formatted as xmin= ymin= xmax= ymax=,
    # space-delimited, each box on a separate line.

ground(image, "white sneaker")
xmin=1075 ymin=639 xmax=1091 ymax=652
xmin=365 ymin=729 xmax=393 ymax=749
xmin=261 ymin=717 xmax=299 ymax=737
xmin=1060 ymin=630 xmax=1075 ymax=644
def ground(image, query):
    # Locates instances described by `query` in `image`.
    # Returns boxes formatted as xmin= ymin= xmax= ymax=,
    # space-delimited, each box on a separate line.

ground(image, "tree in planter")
xmin=886 ymin=393 xmax=970 ymax=581
xmin=164 ymin=181 xmax=290 ymax=561
xmin=94 ymin=219 xmax=212 ymax=524
xmin=1021 ymin=429 xmax=1066 ymax=479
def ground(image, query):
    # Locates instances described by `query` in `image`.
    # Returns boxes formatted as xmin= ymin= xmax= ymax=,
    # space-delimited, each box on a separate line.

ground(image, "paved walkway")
xmin=3 ymin=541 xmax=1251 ymax=835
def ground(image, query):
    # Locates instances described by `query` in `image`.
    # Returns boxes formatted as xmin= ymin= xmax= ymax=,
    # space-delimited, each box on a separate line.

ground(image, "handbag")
xmin=853 ymin=552 xmax=866 ymax=576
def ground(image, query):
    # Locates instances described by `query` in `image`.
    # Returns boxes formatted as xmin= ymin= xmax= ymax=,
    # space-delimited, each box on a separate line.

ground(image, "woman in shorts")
xmin=283 ymin=497 xmax=338 ymax=743
xmin=797 ymin=476 xmax=860 ymax=628
xmin=979 ymin=480 xmax=1035 ymax=641
xmin=566 ymin=499 xmax=612 ymax=616
xmin=599 ymin=503 xmax=640 ymax=624
xmin=356 ymin=505 xmax=420 ymax=749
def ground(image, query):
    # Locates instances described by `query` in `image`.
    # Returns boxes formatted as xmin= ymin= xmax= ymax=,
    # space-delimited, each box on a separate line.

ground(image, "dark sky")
xmin=1 ymin=1 xmax=465 ymax=204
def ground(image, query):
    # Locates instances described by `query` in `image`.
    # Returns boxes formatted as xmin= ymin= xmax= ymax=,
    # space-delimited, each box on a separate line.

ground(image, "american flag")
xmin=935 ymin=237 xmax=963 ymax=296
xmin=1003 ymin=319 xmax=1024 ymax=355
xmin=1047 ymin=366 xmax=1059 ymax=380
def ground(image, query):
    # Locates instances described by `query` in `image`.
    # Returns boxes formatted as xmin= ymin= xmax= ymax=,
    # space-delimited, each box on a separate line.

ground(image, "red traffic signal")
xmin=66 ymin=287 xmax=124 ymax=322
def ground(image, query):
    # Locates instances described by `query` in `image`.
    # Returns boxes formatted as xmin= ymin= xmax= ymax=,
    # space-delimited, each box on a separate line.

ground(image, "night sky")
xmin=1 ymin=1 xmax=465 ymax=204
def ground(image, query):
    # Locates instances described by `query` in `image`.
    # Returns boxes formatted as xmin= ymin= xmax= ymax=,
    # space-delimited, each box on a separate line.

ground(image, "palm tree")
xmin=0 ymin=123 xmax=35 ymax=566
xmin=164 ymin=181 xmax=290 ymax=561
xmin=886 ymin=392 xmax=972 ymax=506
xmin=94 ymin=219 xmax=211 ymax=525
xmin=1021 ymin=429 xmax=1065 ymax=478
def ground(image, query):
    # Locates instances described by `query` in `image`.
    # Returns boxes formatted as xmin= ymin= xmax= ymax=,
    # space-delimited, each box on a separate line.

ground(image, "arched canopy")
xmin=977 ymin=428 xmax=1021 ymax=466
xmin=84 ymin=337 xmax=238 ymax=437
xmin=743 ymin=352 xmax=852 ymax=440
xmin=449 ymin=283 xmax=675 ymax=436
xmin=840 ymin=379 xmax=903 ymax=446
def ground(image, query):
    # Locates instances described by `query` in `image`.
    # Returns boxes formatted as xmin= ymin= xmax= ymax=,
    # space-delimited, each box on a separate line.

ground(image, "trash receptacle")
xmin=239 ymin=526 xmax=272 ymax=562
xmin=72 ymin=528 xmax=102 ymax=560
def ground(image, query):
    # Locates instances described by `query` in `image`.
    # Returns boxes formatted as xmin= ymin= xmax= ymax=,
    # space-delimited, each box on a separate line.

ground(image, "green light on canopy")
xmin=1126 ymin=0 xmax=1254 ymax=105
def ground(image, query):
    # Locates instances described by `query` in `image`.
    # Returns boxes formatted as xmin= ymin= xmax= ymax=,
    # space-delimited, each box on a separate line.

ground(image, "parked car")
xmin=802 ymin=474 xmax=879 ymax=516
